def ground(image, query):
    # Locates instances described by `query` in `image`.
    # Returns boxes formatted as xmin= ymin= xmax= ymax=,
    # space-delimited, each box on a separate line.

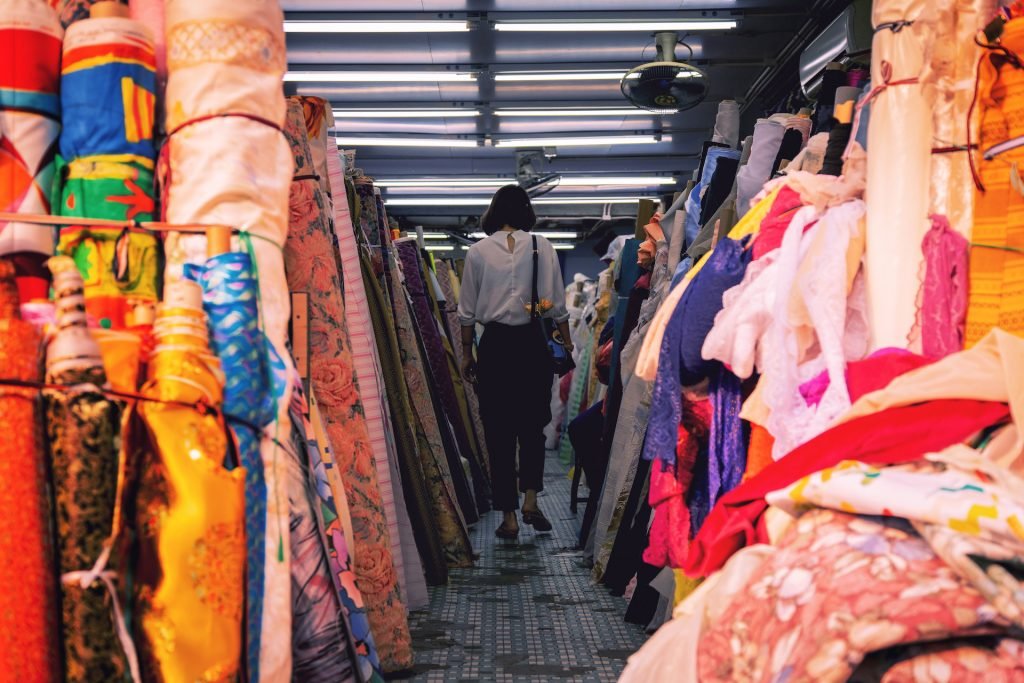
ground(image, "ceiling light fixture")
xmin=377 ymin=178 xmax=507 ymax=188
xmin=385 ymin=197 xmax=647 ymax=207
xmin=494 ymin=20 xmax=736 ymax=32
xmin=285 ymin=71 xmax=477 ymax=83
xmin=496 ymin=107 xmax=674 ymax=117
xmin=333 ymin=108 xmax=480 ymax=119
xmin=494 ymin=135 xmax=660 ymax=148
xmin=468 ymin=231 xmax=579 ymax=239
xmin=284 ymin=20 xmax=470 ymax=33
xmin=494 ymin=70 xmax=697 ymax=82
xmin=424 ymin=245 xmax=457 ymax=251
xmin=334 ymin=137 xmax=480 ymax=148
xmin=420 ymin=232 xmax=450 ymax=239
xmin=552 ymin=243 xmax=577 ymax=250
xmin=377 ymin=176 xmax=675 ymax=188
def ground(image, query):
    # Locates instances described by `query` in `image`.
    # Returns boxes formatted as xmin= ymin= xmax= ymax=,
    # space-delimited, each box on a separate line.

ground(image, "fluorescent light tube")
xmin=334 ymin=137 xmax=480 ymax=148
xmin=284 ymin=20 xmax=470 ymax=33
xmin=420 ymin=233 xmax=449 ymax=239
xmin=285 ymin=71 xmax=476 ymax=83
xmin=496 ymin=107 xmax=673 ymax=116
xmin=377 ymin=178 xmax=507 ymax=188
xmin=468 ymin=231 xmax=580 ymax=239
xmin=495 ymin=20 xmax=736 ymax=32
xmin=378 ymin=177 xmax=674 ymax=188
xmin=333 ymin=109 xmax=480 ymax=119
xmin=552 ymin=243 xmax=576 ymax=250
xmin=386 ymin=197 xmax=646 ymax=207
xmin=533 ymin=197 xmax=645 ymax=205
xmin=495 ymin=71 xmax=627 ymax=82
xmin=495 ymin=136 xmax=659 ymax=148
xmin=425 ymin=245 xmax=456 ymax=251
xmin=557 ymin=176 xmax=676 ymax=186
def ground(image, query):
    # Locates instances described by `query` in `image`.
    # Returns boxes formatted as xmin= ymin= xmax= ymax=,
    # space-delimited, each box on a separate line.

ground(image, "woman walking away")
xmin=458 ymin=185 xmax=573 ymax=541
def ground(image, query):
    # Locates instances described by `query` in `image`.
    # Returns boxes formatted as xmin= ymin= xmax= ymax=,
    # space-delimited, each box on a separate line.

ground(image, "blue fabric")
xmin=642 ymin=237 xmax=751 ymax=467
xmin=185 ymin=252 xmax=282 ymax=683
xmin=854 ymin=79 xmax=872 ymax=151
xmin=670 ymin=256 xmax=693 ymax=290
xmin=684 ymin=147 xmax=741 ymax=248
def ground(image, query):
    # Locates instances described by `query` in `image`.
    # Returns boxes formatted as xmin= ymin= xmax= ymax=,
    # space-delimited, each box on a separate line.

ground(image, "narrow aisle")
xmin=401 ymin=454 xmax=648 ymax=682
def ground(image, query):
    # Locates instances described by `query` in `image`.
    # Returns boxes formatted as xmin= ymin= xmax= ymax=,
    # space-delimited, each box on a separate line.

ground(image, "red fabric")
xmin=751 ymin=185 xmax=808 ymax=259
xmin=800 ymin=348 xmax=934 ymax=407
xmin=0 ymin=29 xmax=61 ymax=92
xmin=559 ymin=371 xmax=573 ymax=403
xmin=644 ymin=398 xmax=713 ymax=569
xmin=682 ymin=399 xmax=1011 ymax=577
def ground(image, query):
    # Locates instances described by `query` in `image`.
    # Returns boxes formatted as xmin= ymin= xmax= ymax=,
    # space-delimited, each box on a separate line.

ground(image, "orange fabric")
xmin=968 ymin=17 xmax=1024 ymax=345
xmin=743 ymin=423 xmax=775 ymax=482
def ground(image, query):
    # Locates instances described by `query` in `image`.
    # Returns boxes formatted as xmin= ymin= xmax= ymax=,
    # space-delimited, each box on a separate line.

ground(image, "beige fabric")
xmin=841 ymin=329 xmax=1024 ymax=454
xmin=864 ymin=0 xmax=937 ymax=350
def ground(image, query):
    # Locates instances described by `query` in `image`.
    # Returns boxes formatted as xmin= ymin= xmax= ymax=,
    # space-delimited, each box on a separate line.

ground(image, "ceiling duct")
xmin=799 ymin=0 xmax=873 ymax=97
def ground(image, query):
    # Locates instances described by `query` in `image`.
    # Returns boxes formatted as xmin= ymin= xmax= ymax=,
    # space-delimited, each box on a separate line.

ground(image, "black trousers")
xmin=476 ymin=322 xmax=553 ymax=512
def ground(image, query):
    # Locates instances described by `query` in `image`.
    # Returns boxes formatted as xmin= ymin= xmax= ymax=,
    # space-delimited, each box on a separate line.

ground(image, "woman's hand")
xmin=461 ymin=355 xmax=478 ymax=384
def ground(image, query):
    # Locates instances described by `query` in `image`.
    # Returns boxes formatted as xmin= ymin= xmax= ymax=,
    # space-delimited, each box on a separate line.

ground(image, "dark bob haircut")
xmin=480 ymin=184 xmax=537 ymax=235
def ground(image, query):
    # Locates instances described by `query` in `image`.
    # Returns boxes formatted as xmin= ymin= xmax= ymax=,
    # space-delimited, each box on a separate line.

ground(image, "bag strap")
xmin=531 ymin=234 xmax=539 ymax=320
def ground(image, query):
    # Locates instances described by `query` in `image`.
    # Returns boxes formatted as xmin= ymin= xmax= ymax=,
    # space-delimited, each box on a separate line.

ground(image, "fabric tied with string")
xmin=0 ymin=0 xmax=62 ymax=262
xmin=126 ymin=279 xmax=247 ymax=683
xmin=864 ymin=1 xmax=935 ymax=351
xmin=0 ymin=258 xmax=61 ymax=681
xmin=184 ymin=250 xmax=285 ymax=683
xmin=968 ymin=15 xmax=1024 ymax=346
xmin=44 ymin=256 xmax=131 ymax=682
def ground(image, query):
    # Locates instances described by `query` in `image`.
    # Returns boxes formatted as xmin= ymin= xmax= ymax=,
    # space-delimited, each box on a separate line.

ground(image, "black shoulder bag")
xmin=531 ymin=235 xmax=575 ymax=377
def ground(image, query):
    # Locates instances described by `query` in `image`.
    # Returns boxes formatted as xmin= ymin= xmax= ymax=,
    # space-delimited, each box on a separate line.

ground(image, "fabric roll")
xmin=734 ymin=118 xmax=785 ymax=219
xmin=864 ymin=0 xmax=934 ymax=350
xmin=786 ymin=131 xmax=828 ymax=174
xmin=913 ymin=215 xmax=968 ymax=358
xmin=383 ymin=256 xmax=474 ymax=569
xmin=711 ymin=99 xmax=740 ymax=149
xmin=161 ymin=3 xmax=294 ymax=677
xmin=45 ymin=256 xmax=126 ymax=682
xmin=0 ymin=0 xmax=62 ymax=258
xmin=128 ymin=280 xmax=245 ymax=683
xmin=47 ymin=0 xmax=114 ymax=27
xmin=784 ymin=114 xmax=812 ymax=147
xmin=296 ymin=391 xmax=384 ymax=682
xmin=698 ymin=156 xmax=739 ymax=228
xmin=818 ymin=122 xmax=852 ymax=176
xmin=184 ymin=251 xmax=284 ymax=683
xmin=282 ymin=102 xmax=413 ymax=673
xmin=771 ymin=127 xmax=804 ymax=176
xmin=967 ymin=17 xmax=1024 ymax=346
xmin=816 ymin=66 xmax=846 ymax=132
xmin=56 ymin=15 xmax=159 ymax=329
xmin=0 ymin=259 xmax=60 ymax=682
xmin=684 ymin=147 xmax=741 ymax=248
xmin=128 ymin=0 xmax=165 ymax=95
xmin=285 ymin=409 xmax=358 ymax=683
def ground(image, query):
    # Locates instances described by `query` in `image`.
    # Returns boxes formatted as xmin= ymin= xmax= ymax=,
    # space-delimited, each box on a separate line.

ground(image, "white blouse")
xmin=457 ymin=230 xmax=570 ymax=327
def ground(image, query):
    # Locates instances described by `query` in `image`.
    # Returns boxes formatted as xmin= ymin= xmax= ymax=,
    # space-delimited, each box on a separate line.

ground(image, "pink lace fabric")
xmin=917 ymin=214 xmax=969 ymax=358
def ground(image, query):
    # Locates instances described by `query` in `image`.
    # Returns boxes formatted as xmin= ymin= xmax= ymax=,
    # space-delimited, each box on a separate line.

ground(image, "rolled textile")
xmin=127 ymin=280 xmax=245 ymax=683
xmin=160 ymin=1 xmax=294 ymax=677
xmin=784 ymin=114 xmax=811 ymax=147
xmin=55 ymin=14 xmax=159 ymax=329
xmin=0 ymin=259 xmax=60 ymax=682
xmin=0 ymin=0 xmax=62 ymax=261
xmin=734 ymin=118 xmax=785 ymax=219
xmin=128 ymin=0 xmax=165 ymax=96
xmin=770 ymin=127 xmax=804 ymax=176
xmin=383 ymin=255 xmax=474 ymax=569
xmin=818 ymin=122 xmax=852 ymax=176
xmin=684 ymin=147 xmax=740 ymax=248
xmin=47 ymin=0 xmax=118 ymax=27
xmin=282 ymin=101 xmax=413 ymax=673
xmin=864 ymin=0 xmax=935 ymax=350
xmin=184 ymin=250 xmax=284 ymax=683
xmin=711 ymin=99 xmax=740 ymax=149
xmin=45 ymin=256 xmax=126 ymax=682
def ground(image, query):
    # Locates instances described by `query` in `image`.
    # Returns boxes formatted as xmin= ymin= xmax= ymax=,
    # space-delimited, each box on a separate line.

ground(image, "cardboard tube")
xmin=206 ymin=225 xmax=232 ymax=258
xmin=89 ymin=1 xmax=130 ymax=18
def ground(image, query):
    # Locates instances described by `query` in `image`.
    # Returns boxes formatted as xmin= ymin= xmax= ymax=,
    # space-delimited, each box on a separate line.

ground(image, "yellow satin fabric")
xmin=133 ymin=305 xmax=245 ymax=683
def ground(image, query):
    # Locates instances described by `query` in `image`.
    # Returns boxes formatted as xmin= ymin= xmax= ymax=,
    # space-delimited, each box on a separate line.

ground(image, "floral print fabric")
xmin=282 ymin=100 xmax=412 ymax=672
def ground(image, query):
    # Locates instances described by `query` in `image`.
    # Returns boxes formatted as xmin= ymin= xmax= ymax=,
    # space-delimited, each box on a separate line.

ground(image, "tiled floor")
xmin=397 ymin=454 xmax=648 ymax=682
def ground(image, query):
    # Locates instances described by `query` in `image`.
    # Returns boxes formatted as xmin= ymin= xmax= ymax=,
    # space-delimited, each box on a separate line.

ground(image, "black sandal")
xmin=495 ymin=523 xmax=520 ymax=540
xmin=521 ymin=509 xmax=553 ymax=532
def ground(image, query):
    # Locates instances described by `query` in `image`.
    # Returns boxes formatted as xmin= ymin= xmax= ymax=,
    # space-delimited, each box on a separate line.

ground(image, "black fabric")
xmin=816 ymin=67 xmax=846 ymax=133
xmin=698 ymin=156 xmax=740 ymax=226
xmin=819 ymin=122 xmax=853 ymax=176
xmin=771 ymin=128 xmax=804 ymax=176
xmin=601 ymin=451 xmax=652 ymax=595
xmin=568 ymin=399 xmax=606 ymax=502
xmin=624 ymin=560 xmax=663 ymax=627
xmin=477 ymin=322 xmax=553 ymax=512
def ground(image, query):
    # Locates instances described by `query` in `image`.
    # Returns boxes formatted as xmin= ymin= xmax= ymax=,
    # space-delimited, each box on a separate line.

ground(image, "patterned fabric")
xmin=282 ymin=101 xmax=412 ymax=672
xmin=385 ymin=257 xmax=474 ymax=568
xmin=285 ymin=409 xmax=358 ymax=683
xmin=184 ymin=251 xmax=284 ymax=679
xmin=697 ymin=509 xmax=1012 ymax=683
xmin=968 ymin=17 xmax=1024 ymax=345
xmin=128 ymin=282 xmax=245 ymax=683
xmin=46 ymin=0 xmax=113 ymax=27
xmin=0 ymin=0 xmax=62 ymax=257
xmin=297 ymin=391 xmax=383 ymax=682
xmin=0 ymin=260 xmax=60 ymax=681
xmin=45 ymin=257 xmax=125 ymax=682
xmin=916 ymin=215 xmax=969 ymax=358
xmin=688 ymin=368 xmax=746 ymax=534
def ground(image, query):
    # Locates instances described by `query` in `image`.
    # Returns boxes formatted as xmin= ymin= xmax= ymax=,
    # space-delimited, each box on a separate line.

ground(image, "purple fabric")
xmin=686 ymin=366 xmax=746 ymax=536
xmin=920 ymin=215 xmax=969 ymax=359
xmin=644 ymin=236 xmax=752 ymax=467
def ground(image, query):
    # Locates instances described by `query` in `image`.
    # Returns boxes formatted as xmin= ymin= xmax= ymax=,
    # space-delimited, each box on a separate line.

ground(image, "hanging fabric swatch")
xmin=282 ymin=100 xmax=413 ymax=673
xmin=183 ymin=250 xmax=284 ymax=683
xmin=0 ymin=259 xmax=60 ymax=681
xmin=127 ymin=279 xmax=245 ymax=683
xmin=45 ymin=256 xmax=127 ymax=682
xmin=383 ymin=256 xmax=474 ymax=568
xmin=55 ymin=13 xmax=159 ymax=330
xmin=160 ymin=2 xmax=294 ymax=676
xmin=0 ymin=0 xmax=62 ymax=268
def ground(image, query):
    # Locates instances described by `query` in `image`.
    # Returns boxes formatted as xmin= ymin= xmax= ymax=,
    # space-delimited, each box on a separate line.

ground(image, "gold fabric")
xmin=128 ymin=300 xmax=245 ymax=683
